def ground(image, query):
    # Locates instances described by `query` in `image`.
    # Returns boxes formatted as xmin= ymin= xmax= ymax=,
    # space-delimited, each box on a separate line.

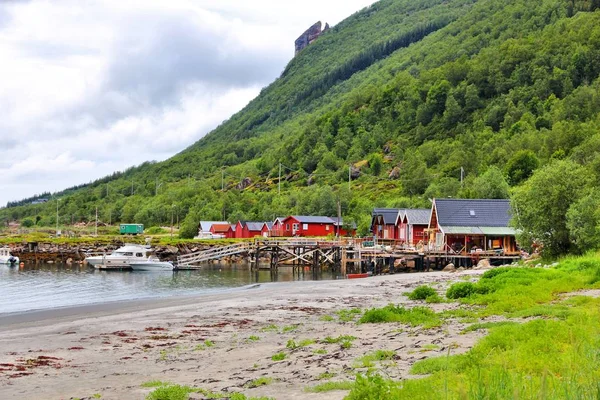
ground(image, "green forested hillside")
xmin=3 ymin=0 xmax=600 ymax=253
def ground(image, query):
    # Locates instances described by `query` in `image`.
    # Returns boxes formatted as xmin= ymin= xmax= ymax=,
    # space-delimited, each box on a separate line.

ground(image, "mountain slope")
xmin=3 ymin=0 xmax=600 ymax=238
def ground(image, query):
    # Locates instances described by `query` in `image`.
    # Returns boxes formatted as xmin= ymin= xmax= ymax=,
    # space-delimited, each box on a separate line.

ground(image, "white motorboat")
xmin=130 ymin=257 xmax=174 ymax=271
xmin=0 ymin=248 xmax=19 ymax=266
xmin=85 ymin=244 xmax=152 ymax=268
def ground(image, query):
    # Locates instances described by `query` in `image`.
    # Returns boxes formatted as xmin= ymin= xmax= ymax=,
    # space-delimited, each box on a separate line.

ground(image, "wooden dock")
xmin=175 ymin=238 xmax=520 ymax=274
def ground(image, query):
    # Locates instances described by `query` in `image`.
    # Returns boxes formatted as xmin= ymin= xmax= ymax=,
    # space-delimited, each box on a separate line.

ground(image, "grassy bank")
xmin=0 ymin=231 xmax=245 ymax=247
xmin=342 ymin=254 xmax=600 ymax=399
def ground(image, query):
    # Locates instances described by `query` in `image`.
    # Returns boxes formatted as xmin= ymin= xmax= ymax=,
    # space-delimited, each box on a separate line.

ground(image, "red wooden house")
xmin=210 ymin=223 xmax=231 ymax=238
xmin=371 ymin=208 xmax=402 ymax=239
xmin=396 ymin=209 xmax=430 ymax=246
xmin=271 ymin=218 xmax=286 ymax=237
xmin=235 ymin=221 xmax=268 ymax=239
xmin=226 ymin=224 xmax=236 ymax=239
xmin=428 ymin=199 xmax=518 ymax=254
xmin=279 ymin=216 xmax=336 ymax=237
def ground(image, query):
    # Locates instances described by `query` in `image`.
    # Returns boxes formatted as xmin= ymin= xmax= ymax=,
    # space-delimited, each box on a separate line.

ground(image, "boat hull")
xmin=347 ymin=273 xmax=370 ymax=279
xmin=130 ymin=261 xmax=174 ymax=271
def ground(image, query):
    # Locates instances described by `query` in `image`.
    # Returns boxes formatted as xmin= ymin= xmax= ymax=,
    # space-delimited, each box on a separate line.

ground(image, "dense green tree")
xmin=472 ymin=166 xmax=510 ymax=199
xmin=505 ymin=150 xmax=540 ymax=186
xmin=566 ymin=190 xmax=600 ymax=252
xmin=511 ymin=160 xmax=593 ymax=256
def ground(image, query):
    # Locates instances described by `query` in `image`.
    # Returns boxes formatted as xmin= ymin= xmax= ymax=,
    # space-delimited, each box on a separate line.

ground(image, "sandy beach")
xmin=0 ymin=271 xmax=488 ymax=400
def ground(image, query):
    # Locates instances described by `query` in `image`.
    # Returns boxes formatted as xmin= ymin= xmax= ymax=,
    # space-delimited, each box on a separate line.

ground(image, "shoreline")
xmin=0 ymin=271 xmax=484 ymax=400
xmin=0 ymin=282 xmax=266 ymax=329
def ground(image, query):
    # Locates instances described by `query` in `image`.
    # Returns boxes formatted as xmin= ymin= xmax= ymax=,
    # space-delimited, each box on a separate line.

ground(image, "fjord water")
xmin=0 ymin=263 xmax=336 ymax=315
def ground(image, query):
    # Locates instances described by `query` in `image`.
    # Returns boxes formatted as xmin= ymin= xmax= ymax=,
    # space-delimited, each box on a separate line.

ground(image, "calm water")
xmin=0 ymin=263 xmax=337 ymax=315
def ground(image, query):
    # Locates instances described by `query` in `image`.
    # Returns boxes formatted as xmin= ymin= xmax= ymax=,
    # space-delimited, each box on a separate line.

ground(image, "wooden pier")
xmin=175 ymin=238 xmax=520 ymax=274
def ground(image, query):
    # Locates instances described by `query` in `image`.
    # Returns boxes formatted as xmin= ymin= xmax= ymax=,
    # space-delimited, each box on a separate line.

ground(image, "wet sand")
xmin=0 ymin=271 xmax=487 ymax=400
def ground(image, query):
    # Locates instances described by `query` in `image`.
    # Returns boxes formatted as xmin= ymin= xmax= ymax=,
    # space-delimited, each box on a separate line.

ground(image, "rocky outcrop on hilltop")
xmin=295 ymin=21 xmax=329 ymax=55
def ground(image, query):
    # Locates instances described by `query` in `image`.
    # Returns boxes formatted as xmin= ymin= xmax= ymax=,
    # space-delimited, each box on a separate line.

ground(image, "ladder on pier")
xmin=176 ymin=242 xmax=252 ymax=268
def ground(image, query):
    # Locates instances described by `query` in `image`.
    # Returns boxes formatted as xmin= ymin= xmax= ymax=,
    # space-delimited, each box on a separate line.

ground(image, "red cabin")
xmin=210 ymin=223 xmax=231 ymax=238
xmin=279 ymin=216 xmax=354 ymax=237
xmin=396 ymin=209 xmax=430 ymax=246
xmin=235 ymin=221 xmax=268 ymax=239
xmin=370 ymin=208 xmax=402 ymax=240
xmin=428 ymin=198 xmax=518 ymax=255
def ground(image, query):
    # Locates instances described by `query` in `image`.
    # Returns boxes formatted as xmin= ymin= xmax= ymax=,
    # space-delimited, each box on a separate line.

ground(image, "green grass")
xmin=319 ymin=315 xmax=335 ymax=322
xmin=336 ymin=308 xmax=362 ymax=322
xmin=317 ymin=371 xmax=337 ymax=380
xmin=245 ymin=377 xmax=273 ymax=388
xmin=287 ymin=338 xmax=316 ymax=349
xmin=260 ymin=324 xmax=279 ymax=333
xmin=146 ymin=384 xmax=198 ymax=400
xmin=407 ymin=285 xmax=437 ymax=301
xmin=461 ymin=321 xmax=519 ymax=334
xmin=322 ymin=335 xmax=357 ymax=344
xmin=282 ymin=324 xmax=300 ymax=333
xmin=194 ymin=340 xmax=215 ymax=351
xmin=145 ymin=384 xmax=275 ymax=400
xmin=313 ymin=349 xmax=328 ymax=355
xmin=271 ymin=352 xmax=286 ymax=361
xmin=141 ymin=380 xmax=173 ymax=388
xmin=360 ymin=305 xmax=442 ymax=328
xmin=340 ymin=255 xmax=600 ymax=399
xmin=354 ymin=350 xmax=396 ymax=368
xmin=304 ymin=381 xmax=355 ymax=393
xmin=247 ymin=335 xmax=260 ymax=342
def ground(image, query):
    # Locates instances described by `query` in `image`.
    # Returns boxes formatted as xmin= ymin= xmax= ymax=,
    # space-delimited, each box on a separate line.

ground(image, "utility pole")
xmin=155 ymin=179 xmax=162 ymax=196
xmin=131 ymin=180 xmax=134 ymax=196
xmin=95 ymin=206 xmax=98 ymax=237
xmin=460 ymin=167 xmax=464 ymax=187
xmin=278 ymin=163 xmax=282 ymax=195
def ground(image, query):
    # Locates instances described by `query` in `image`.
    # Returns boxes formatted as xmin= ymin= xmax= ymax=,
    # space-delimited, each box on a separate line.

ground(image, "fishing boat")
xmin=0 ymin=247 xmax=19 ymax=266
xmin=130 ymin=257 xmax=174 ymax=271
xmin=85 ymin=244 xmax=153 ymax=268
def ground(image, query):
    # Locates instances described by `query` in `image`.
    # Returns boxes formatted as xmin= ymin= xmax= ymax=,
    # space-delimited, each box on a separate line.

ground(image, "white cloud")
xmin=0 ymin=0 xmax=376 ymax=206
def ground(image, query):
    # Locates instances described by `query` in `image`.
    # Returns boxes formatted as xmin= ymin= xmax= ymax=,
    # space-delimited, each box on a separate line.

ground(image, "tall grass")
xmin=344 ymin=254 xmax=600 ymax=399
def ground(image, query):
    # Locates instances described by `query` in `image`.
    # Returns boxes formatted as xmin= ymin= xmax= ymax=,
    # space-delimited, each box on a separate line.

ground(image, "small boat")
xmin=0 ymin=248 xmax=19 ymax=266
xmin=85 ymin=244 xmax=152 ymax=268
xmin=347 ymin=273 xmax=371 ymax=279
xmin=130 ymin=257 xmax=174 ymax=271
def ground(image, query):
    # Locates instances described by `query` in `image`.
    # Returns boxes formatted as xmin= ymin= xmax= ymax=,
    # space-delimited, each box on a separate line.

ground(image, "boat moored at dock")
xmin=0 ymin=248 xmax=19 ymax=266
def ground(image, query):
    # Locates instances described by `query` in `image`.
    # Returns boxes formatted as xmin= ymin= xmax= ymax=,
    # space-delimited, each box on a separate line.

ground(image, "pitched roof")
xmin=199 ymin=221 xmax=229 ymax=232
xmin=242 ymin=222 xmax=266 ymax=231
xmin=265 ymin=222 xmax=274 ymax=230
xmin=371 ymin=208 xmax=402 ymax=225
xmin=434 ymin=199 xmax=512 ymax=228
xmin=404 ymin=209 xmax=431 ymax=225
xmin=288 ymin=216 xmax=335 ymax=224
xmin=211 ymin=223 xmax=231 ymax=233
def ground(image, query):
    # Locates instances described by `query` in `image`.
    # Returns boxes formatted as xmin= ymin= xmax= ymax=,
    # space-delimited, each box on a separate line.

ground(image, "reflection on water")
xmin=0 ymin=263 xmax=338 ymax=315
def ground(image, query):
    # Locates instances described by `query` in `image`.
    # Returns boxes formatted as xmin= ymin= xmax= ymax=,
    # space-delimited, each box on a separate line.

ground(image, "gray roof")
xmin=371 ymin=208 xmax=402 ymax=225
xmin=434 ymin=199 xmax=512 ymax=228
xmin=403 ymin=209 xmax=431 ymax=225
xmin=289 ymin=216 xmax=335 ymax=224
xmin=265 ymin=222 xmax=274 ymax=230
xmin=242 ymin=222 xmax=266 ymax=231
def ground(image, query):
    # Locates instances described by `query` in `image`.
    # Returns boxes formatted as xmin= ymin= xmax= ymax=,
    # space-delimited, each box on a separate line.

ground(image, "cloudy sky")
xmin=0 ymin=0 xmax=376 ymax=207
